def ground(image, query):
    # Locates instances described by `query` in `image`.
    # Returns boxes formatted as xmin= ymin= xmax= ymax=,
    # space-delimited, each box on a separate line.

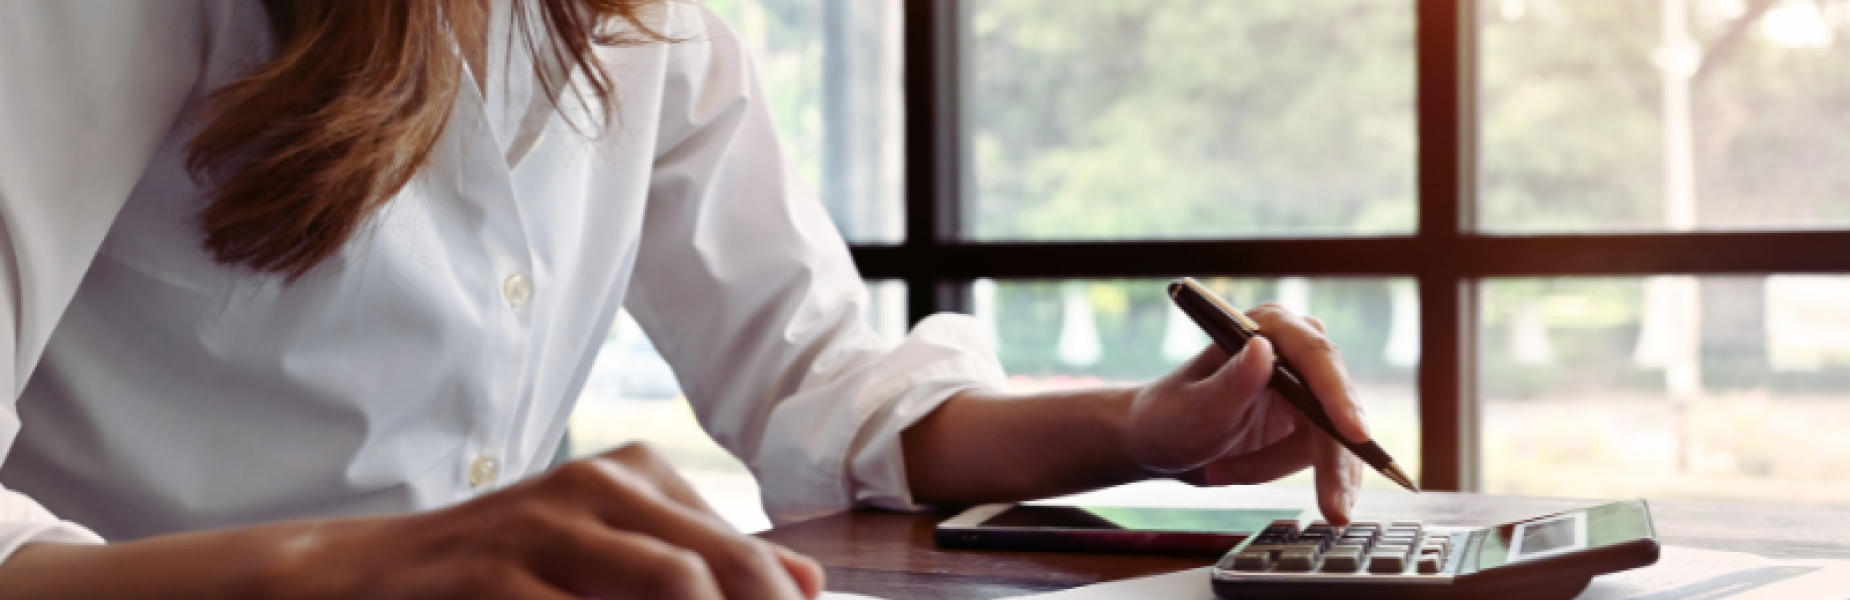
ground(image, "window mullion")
xmin=1416 ymin=0 xmax=1479 ymax=492
xmin=901 ymin=0 xmax=966 ymax=323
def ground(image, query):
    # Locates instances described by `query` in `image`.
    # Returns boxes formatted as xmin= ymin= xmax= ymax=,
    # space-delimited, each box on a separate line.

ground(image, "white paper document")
xmin=992 ymin=545 xmax=1850 ymax=600
xmin=997 ymin=567 xmax=1217 ymax=600
xmin=820 ymin=593 xmax=890 ymax=600
xmin=1578 ymin=545 xmax=1850 ymax=600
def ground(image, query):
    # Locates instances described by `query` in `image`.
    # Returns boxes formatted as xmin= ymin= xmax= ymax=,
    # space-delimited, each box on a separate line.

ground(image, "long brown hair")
xmin=185 ymin=0 xmax=669 ymax=280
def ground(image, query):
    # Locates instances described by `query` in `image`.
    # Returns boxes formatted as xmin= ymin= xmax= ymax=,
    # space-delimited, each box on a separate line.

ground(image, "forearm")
xmin=0 ymin=519 xmax=334 ymax=599
xmin=902 ymin=388 xmax=1154 ymax=505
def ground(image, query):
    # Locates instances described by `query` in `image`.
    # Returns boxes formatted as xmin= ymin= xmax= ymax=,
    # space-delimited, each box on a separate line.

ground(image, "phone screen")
xmin=978 ymin=505 xmax=1302 ymax=533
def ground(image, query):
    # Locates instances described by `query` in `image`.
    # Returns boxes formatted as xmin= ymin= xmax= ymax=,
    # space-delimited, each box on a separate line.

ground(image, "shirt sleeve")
xmin=0 ymin=1 xmax=208 ymax=561
xmin=624 ymin=4 xmax=1008 ymax=525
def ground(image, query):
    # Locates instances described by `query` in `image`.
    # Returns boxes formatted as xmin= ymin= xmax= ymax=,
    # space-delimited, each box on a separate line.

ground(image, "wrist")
xmin=1104 ymin=385 xmax=1164 ymax=482
xmin=0 ymin=522 xmax=336 ymax=600
xmin=241 ymin=519 xmax=372 ymax=600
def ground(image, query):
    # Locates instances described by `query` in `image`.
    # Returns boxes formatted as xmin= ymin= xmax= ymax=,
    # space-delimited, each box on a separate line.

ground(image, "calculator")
xmin=1210 ymin=499 xmax=1660 ymax=600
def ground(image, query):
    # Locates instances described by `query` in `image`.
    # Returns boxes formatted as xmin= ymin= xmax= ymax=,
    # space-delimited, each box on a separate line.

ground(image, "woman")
xmin=0 ymin=1 xmax=1372 ymax=597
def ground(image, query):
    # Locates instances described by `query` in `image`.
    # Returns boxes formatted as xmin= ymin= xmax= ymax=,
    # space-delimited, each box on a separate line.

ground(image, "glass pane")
xmin=1481 ymin=276 xmax=1850 ymax=505
xmin=973 ymin=278 xmax=1421 ymax=490
xmin=1479 ymin=0 xmax=1850 ymax=233
xmin=705 ymin=0 xmax=904 ymax=243
xmin=962 ymin=0 xmax=1416 ymax=240
xmin=569 ymin=280 xmax=908 ymax=532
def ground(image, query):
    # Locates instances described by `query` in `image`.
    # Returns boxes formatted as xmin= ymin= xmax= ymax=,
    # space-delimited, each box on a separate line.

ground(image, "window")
xmin=1480 ymin=276 xmax=1850 ymax=502
xmin=1480 ymin=0 xmax=1850 ymax=233
xmin=852 ymin=0 xmax=1850 ymax=502
xmin=964 ymin=1 xmax=1417 ymax=240
xmin=576 ymin=0 xmax=1850 ymax=530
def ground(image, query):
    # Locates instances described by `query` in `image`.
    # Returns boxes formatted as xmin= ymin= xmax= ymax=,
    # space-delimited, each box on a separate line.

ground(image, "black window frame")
xmin=849 ymin=0 xmax=1850 ymax=491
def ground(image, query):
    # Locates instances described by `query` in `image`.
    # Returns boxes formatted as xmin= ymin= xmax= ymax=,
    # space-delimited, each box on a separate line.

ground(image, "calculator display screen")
xmin=1521 ymin=516 xmax=1575 ymax=550
xmin=979 ymin=506 xmax=1301 ymax=533
xmin=1510 ymin=513 xmax=1586 ymax=560
xmin=1466 ymin=500 xmax=1654 ymax=574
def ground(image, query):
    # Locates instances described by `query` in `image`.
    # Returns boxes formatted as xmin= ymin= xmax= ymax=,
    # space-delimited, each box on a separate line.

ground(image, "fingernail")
xmin=1240 ymin=337 xmax=1274 ymax=370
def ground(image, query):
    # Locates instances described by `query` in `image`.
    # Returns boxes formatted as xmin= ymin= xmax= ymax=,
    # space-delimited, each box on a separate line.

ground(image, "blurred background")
xmin=569 ymin=0 xmax=1850 ymax=532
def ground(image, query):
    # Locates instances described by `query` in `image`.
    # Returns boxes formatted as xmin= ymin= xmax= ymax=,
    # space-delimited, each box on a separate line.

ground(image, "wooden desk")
xmin=759 ymin=488 xmax=1850 ymax=600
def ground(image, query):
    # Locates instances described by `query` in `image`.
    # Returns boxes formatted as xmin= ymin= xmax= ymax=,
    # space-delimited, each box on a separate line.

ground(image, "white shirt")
xmin=0 ymin=0 xmax=1004 ymax=562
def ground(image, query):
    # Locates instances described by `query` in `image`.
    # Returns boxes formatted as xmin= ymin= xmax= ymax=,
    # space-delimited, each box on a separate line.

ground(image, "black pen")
xmin=1168 ymin=277 xmax=1420 ymax=493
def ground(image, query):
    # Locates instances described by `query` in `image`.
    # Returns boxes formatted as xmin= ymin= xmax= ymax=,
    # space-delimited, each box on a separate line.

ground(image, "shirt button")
xmin=502 ymin=274 xmax=532 ymax=308
xmin=468 ymin=456 xmax=500 ymax=488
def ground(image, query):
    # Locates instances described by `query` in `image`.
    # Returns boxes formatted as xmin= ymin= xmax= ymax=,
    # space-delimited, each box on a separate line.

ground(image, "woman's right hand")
xmin=254 ymin=442 xmax=824 ymax=599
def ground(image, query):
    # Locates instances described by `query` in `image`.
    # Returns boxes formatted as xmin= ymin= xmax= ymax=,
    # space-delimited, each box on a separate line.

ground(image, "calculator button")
xmin=1375 ymin=544 xmax=1412 ymax=557
xmin=1324 ymin=551 xmax=1369 ymax=570
xmin=1417 ymin=555 xmax=1443 ymax=574
xmin=1348 ymin=521 xmax=1383 ymax=530
xmin=1390 ymin=521 xmax=1423 ymax=529
xmin=1336 ymin=537 xmax=1373 ymax=551
xmin=1265 ymin=520 xmax=1301 ymax=532
xmin=1246 ymin=545 xmax=1287 ymax=560
xmin=1322 ymin=548 xmax=1364 ymax=572
xmin=1232 ymin=550 xmax=1274 ymax=571
xmin=1369 ymin=553 xmax=1409 ymax=573
xmin=1276 ymin=549 xmax=1320 ymax=572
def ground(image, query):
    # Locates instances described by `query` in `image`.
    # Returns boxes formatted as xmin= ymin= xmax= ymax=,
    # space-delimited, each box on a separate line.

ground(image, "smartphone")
xmin=936 ymin=503 xmax=1306 ymax=556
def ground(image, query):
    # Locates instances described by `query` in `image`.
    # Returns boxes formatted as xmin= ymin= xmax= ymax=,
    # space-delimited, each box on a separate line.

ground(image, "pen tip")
xmin=1384 ymin=464 xmax=1420 ymax=493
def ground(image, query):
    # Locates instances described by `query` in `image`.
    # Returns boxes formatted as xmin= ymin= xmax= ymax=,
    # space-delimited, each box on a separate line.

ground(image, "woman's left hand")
xmin=1122 ymin=303 xmax=1369 ymax=524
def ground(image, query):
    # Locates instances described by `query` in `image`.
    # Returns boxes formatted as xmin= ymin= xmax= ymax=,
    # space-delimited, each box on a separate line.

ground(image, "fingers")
xmin=771 ymin=544 xmax=827 ymax=600
xmin=593 ymin=450 xmax=827 ymax=599
xmin=1179 ymin=421 xmax=1315 ymax=486
xmin=601 ymin=443 xmax=732 ymax=532
xmin=1245 ymin=304 xmax=1369 ymax=444
xmin=1128 ymin=338 xmax=1279 ymax=473
xmin=497 ymin=572 xmax=582 ymax=600
xmin=570 ymin=458 xmax=809 ymax=600
xmin=544 ymin=527 xmax=727 ymax=600
xmin=1166 ymin=340 xmax=1234 ymax=385
xmin=1310 ymin=413 xmax=1360 ymax=526
xmin=1190 ymin=336 xmax=1275 ymax=413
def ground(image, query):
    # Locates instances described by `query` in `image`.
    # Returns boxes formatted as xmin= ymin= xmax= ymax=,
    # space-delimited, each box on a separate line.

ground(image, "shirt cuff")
xmin=0 ymin=488 xmax=105 ymax=566
xmin=846 ymin=313 xmax=1007 ymax=513
xmin=754 ymin=313 xmax=1006 ymax=525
